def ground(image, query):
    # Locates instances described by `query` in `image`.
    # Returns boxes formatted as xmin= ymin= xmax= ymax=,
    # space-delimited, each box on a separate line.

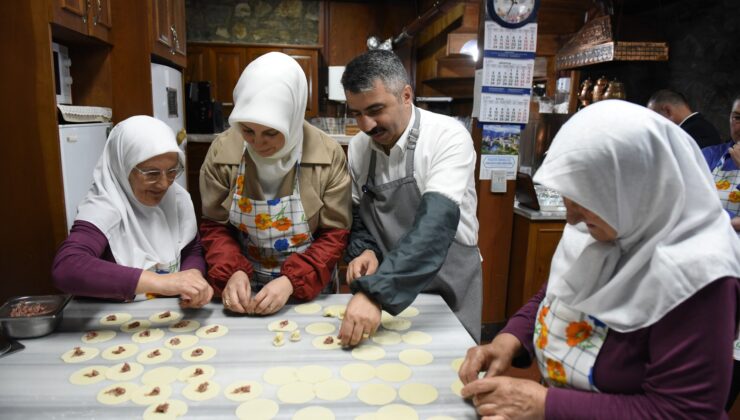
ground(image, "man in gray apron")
xmin=337 ymin=50 xmax=482 ymax=345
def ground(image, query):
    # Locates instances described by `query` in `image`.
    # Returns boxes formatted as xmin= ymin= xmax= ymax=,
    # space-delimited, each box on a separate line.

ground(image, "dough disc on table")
xmin=235 ymin=399 xmax=279 ymax=420
xmin=398 ymin=349 xmax=433 ymax=366
xmin=296 ymin=365 xmax=333 ymax=383
xmin=277 ymin=382 xmax=315 ymax=404
xmin=137 ymin=347 xmax=173 ymax=365
xmin=356 ymin=383 xmax=397 ymax=405
xmin=142 ymin=399 xmax=188 ymax=419
xmin=96 ymin=382 xmax=138 ymax=405
xmin=142 ymin=366 xmax=180 ymax=385
xmin=381 ymin=318 xmax=411 ymax=332
xmin=164 ymin=334 xmax=199 ymax=350
xmin=312 ymin=335 xmax=342 ymax=350
xmin=375 ymin=363 xmax=412 ymax=382
xmin=69 ymin=365 xmax=108 ymax=385
xmin=101 ymin=343 xmax=139 ymax=361
xmin=450 ymin=379 xmax=463 ymax=397
xmin=376 ymin=404 xmax=419 ymax=420
xmin=351 ymin=344 xmax=386 ymax=361
xmin=401 ymin=331 xmax=432 ymax=346
xmin=293 ymin=406 xmax=335 ymax=420
xmin=305 ymin=322 xmax=336 ymax=336
xmin=398 ymin=383 xmax=438 ymax=405
xmin=149 ymin=310 xmax=183 ymax=324
xmin=340 ymin=363 xmax=375 ymax=382
xmin=397 ymin=306 xmax=420 ymax=318
xmin=106 ymin=361 xmax=145 ymax=381
xmin=370 ymin=330 xmax=401 ymax=346
xmin=132 ymin=328 xmax=165 ymax=344
xmin=224 ymin=380 xmax=263 ymax=402
xmin=263 ymin=366 xmax=298 ymax=385
xmin=315 ymin=378 xmax=351 ymax=401
xmin=267 ymin=319 xmax=298 ymax=332
xmin=354 ymin=413 xmax=377 ymax=420
xmin=323 ymin=304 xmax=346 ymax=319
xmin=99 ymin=312 xmax=132 ymax=326
xmin=131 ymin=383 xmax=173 ymax=405
xmin=427 ymin=417 xmax=456 ymax=420
xmin=195 ymin=324 xmax=229 ymax=338
xmin=293 ymin=302 xmax=322 ymax=314
xmin=178 ymin=364 xmax=215 ymax=382
xmin=182 ymin=379 xmax=220 ymax=401
xmin=61 ymin=346 xmax=99 ymax=363
xmin=168 ymin=319 xmax=200 ymax=333
xmin=121 ymin=319 xmax=152 ymax=333
xmin=181 ymin=345 xmax=217 ymax=362
xmin=450 ymin=357 xmax=464 ymax=372
xmin=81 ymin=330 xmax=116 ymax=344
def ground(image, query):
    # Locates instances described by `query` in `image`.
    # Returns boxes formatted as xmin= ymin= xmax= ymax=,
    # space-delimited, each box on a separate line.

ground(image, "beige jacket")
xmin=199 ymin=121 xmax=351 ymax=232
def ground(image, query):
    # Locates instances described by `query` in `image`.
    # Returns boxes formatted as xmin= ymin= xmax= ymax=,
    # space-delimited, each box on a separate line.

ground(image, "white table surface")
xmin=0 ymin=294 xmax=477 ymax=419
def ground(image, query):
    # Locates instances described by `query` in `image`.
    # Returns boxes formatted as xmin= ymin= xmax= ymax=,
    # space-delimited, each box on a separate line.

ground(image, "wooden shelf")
xmin=422 ymin=77 xmax=474 ymax=99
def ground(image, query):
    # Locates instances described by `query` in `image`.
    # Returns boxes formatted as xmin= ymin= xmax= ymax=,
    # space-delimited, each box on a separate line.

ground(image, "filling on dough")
xmin=85 ymin=331 xmax=98 ymax=340
xmin=279 ymin=320 xmax=289 ymax=328
xmin=112 ymin=346 xmax=126 ymax=355
xmin=196 ymin=382 xmax=209 ymax=393
xmin=120 ymin=362 xmax=131 ymax=373
xmin=159 ymin=311 xmax=171 ymax=319
xmin=323 ymin=336 xmax=335 ymax=345
xmin=139 ymin=330 xmax=151 ymax=338
xmin=206 ymin=325 xmax=219 ymax=334
xmin=106 ymin=314 xmax=117 ymax=321
xmin=191 ymin=368 xmax=204 ymax=378
xmin=72 ymin=347 xmax=85 ymax=357
xmin=232 ymin=385 xmax=252 ymax=394
xmin=147 ymin=349 xmax=161 ymax=358
xmin=172 ymin=320 xmax=189 ymax=328
xmin=128 ymin=321 xmax=141 ymax=329
xmin=155 ymin=403 xmax=169 ymax=413
xmin=105 ymin=387 xmax=126 ymax=397
xmin=169 ymin=337 xmax=181 ymax=346
xmin=84 ymin=369 xmax=99 ymax=378
xmin=191 ymin=348 xmax=204 ymax=357
xmin=145 ymin=387 xmax=161 ymax=396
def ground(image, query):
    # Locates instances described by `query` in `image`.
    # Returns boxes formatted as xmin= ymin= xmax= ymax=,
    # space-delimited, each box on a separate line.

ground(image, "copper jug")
xmin=578 ymin=78 xmax=593 ymax=108
xmin=603 ymin=78 xmax=626 ymax=100
xmin=592 ymin=76 xmax=608 ymax=102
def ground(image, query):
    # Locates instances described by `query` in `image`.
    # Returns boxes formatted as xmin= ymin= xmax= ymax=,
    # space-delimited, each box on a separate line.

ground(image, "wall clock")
xmin=487 ymin=0 xmax=540 ymax=28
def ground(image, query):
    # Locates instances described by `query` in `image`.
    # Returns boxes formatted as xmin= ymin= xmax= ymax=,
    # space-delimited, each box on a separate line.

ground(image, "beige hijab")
xmin=534 ymin=100 xmax=740 ymax=332
xmin=229 ymin=52 xmax=308 ymax=198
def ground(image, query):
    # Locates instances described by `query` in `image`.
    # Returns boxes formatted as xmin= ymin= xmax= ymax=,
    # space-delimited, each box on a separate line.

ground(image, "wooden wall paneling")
xmin=52 ymin=0 xmax=88 ymax=35
xmin=326 ymin=2 xmax=375 ymax=66
xmin=184 ymin=45 xmax=214 ymax=83
xmin=213 ymin=46 xmax=247 ymax=112
xmin=0 ymin=1 xmax=67 ymax=301
xmin=415 ymin=2 xmax=467 ymax=97
xmin=69 ymin=45 xmax=113 ymax=108
xmin=284 ymin=48 xmax=319 ymax=118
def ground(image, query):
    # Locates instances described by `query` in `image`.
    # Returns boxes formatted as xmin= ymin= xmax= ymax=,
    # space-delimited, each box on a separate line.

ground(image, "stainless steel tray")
xmin=0 ymin=295 xmax=72 ymax=339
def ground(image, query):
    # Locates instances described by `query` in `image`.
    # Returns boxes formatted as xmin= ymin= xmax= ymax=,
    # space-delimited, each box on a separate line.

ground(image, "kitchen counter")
xmin=186 ymin=133 xmax=351 ymax=146
xmin=0 ymin=294 xmax=476 ymax=419
xmin=513 ymin=201 xmax=566 ymax=221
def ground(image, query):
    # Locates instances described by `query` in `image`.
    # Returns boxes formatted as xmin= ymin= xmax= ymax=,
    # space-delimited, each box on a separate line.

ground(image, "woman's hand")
xmin=136 ymin=269 xmax=213 ymax=308
xmin=729 ymin=143 xmax=740 ymax=168
xmin=461 ymin=376 xmax=547 ymax=420
xmin=346 ymin=250 xmax=379 ymax=284
xmin=459 ymin=333 xmax=522 ymax=384
xmin=248 ymin=276 xmax=293 ymax=315
xmin=222 ymin=271 xmax=252 ymax=313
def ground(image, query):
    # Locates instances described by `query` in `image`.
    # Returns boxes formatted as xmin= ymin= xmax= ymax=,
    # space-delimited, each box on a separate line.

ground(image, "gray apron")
xmin=359 ymin=107 xmax=482 ymax=342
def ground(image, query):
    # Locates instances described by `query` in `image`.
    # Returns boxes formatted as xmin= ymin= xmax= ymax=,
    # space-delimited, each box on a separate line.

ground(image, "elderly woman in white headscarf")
xmin=52 ymin=116 xmax=213 ymax=307
xmin=459 ymin=101 xmax=740 ymax=419
xmin=199 ymin=52 xmax=351 ymax=315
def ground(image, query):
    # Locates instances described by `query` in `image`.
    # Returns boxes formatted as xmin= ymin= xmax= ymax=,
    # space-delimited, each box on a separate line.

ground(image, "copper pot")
xmin=603 ymin=78 xmax=626 ymax=100
xmin=592 ymin=76 xmax=608 ymax=102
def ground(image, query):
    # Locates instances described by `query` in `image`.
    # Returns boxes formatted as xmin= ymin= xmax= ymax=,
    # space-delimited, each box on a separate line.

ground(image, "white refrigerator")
xmin=58 ymin=122 xmax=112 ymax=231
xmin=151 ymin=62 xmax=187 ymax=190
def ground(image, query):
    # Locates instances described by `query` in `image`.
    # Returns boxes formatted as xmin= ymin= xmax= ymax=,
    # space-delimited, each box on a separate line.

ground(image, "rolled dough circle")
xmin=224 ymin=380 xmax=263 ymax=402
xmin=294 ymin=303 xmax=322 ymax=314
xmin=398 ymin=383 xmax=438 ymax=405
xmin=398 ymin=349 xmax=433 ymax=366
xmin=351 ymin=344 xmax=386 ymax=361
xmin=235 ymin=399 xmax=279 ymax=420
xmin=61 ymin=346 xmax=99 ymax=363
xmin=356 ymin=383 xmax=397 ymax=405
xmin=305 ymin=322 xmax=336 ymax=336
xmin=340 ymin=363 xmax=375 ymax=382
xmin=106 ymin=361 xmax=144 ymax=381
xmin=69 ymin=365 xmax=108 ymax=385
xmin=277 ymin=382 xmax=315 ymax=404
xmin=293 ymin=406 xmax=335 ymax=420
xmin=375 ymin=363 xmax=412 ymax=382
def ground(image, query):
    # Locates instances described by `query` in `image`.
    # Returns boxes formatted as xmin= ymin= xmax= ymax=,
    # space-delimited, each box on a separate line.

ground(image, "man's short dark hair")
xmin=648 ymin=89 xmax=690 ymax=107
xmin=341 ymin=50 xmax=410 ymax=97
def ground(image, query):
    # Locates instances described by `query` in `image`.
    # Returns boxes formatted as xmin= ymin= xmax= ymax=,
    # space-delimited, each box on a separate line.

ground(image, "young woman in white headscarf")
xmin=199 ymin=52 xmax=351 ymax=315
xmin=459 ymin=100 xmax=740 ymax=419
xmin=52 ymin=116 xmax=213 ymax=307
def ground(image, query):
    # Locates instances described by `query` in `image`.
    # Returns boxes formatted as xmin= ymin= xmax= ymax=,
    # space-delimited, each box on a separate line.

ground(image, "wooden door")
xmin=151 ymin=0 xmax=173 ymax=59
xmin=213 ymin=47 xmax=247 ymax=110
xmin=284 ymin=48 xmax=319 ymax=118
xmin=185 ymin=46 xmax=214 ymax=83
xmin=170 ymin=0 xmax=187 ymax=63
xmin=52 ymin=0 xmax=88 ymax=35
xmin=87 ymin=0 xmax=112 ymax=43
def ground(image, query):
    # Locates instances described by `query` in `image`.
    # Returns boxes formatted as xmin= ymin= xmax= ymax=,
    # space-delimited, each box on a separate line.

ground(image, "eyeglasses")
xmin=133 ymin=164 xmax=184 ymax=184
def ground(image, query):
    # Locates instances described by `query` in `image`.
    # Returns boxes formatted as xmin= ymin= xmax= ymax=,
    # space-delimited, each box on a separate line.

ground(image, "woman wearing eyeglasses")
xmin=52 ymin=115 xmax=214 ymax=307
xmin=199 ymin=52 xmax=351 ymax=315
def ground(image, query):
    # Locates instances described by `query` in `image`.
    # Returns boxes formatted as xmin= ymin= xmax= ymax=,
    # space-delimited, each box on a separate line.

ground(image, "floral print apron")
xmin=533 ymin=295 xmax=609 ymax=391
xmin=229 ymin=146 xmax=313 ymax=288
xmin=711 ymin=155 xmax=740 ymax=215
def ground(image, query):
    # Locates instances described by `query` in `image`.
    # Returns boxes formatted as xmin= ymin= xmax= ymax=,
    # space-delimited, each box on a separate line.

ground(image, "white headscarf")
xmin=76 ymin=115 xmax=197 ymax=271
xmin=534 ymin=100 xmax=740 ymax=332
xmin=229 ymin=52 xmax=307 ymax=198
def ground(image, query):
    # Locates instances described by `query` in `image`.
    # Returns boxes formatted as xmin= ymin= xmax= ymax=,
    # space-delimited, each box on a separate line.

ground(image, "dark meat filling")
xmin=191 ymin=348 xmax=204 ymax=357
xmin=158 ymin=311 xmax=171 ymax=319
xmin=84 ymin=331 xmax=98 ymax=340
xmin=145 ymin=386 xmax=161 ymax=396
xmin=232 ymin=385 xmax=252 ymax=394
xmin=206 ymin=325 xmax=219 ymax=334
xmin=120 ymin=362 xmax=131 ymax=373
xmin=172 ymin=320 xmax=189 ymax=328
xmin=105 ymin=387 xmax=126 ymax=397
xmin=196 ymin=382 xmax=209 ymax=393
xmin=83 ymin=369 xmax=99 ymax=378
xmin=72 ymin=347 xmax=85 ymax=357
xmin=112 ymin=346 xmax=126 ymax=355
xmin=169 ymin=337 xmax=181 ymax=346
xmin=154 ymin=403 xmax=169 ymax=413
xmin=147 ymin=349 xmax=161 ymax=358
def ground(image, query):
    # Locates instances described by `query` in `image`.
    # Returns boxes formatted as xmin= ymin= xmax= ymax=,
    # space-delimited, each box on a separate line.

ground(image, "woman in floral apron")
xmin=199 ymin=52 xmax=351 ymax=315
xmin=458 ymin=101 xmax=740 ymax=419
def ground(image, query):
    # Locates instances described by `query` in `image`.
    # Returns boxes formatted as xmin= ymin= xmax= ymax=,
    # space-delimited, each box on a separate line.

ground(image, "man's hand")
xmin=221 ymin=271 xmax=252 ymax=313
xmin=338 ymin=292 xmax=381 ymax=347
xmin=459 ymin=333 xmax=522 ymax=385
xmin=461 ymin=376 xmax=547 ymax=420
xmin=346 ymin=250 xmax=379 ymax=284
xmin=248 ymin=276 xmax=293 ymax=315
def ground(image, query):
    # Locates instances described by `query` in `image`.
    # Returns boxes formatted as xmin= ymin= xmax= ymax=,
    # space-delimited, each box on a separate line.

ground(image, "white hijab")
xmin=534 ymin=100 xmax=740 ymax=333
xmin=76 ymin=115 xmax=197 ymax=270
xmin=229 ymin=52 xmax=307 ymax=199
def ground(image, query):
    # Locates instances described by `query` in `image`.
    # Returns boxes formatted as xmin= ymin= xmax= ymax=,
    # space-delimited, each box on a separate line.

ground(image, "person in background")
xmin=52 ymin=116 xmax=213 ymax=307
xmin=199 ymin=52 xmax=351 ymax=315
xmin=647 ymin=88 xmax=723 ymax=149
xmin=701 ymin=95 xmax=740 ymax=232
xmin=338 ymin=50 xmax=481 ymax=346
xmin=459 ymin=101 xmax=739 ymax=419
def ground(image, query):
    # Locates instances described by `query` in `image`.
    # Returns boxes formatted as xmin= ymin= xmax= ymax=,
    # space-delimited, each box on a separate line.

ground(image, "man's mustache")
xmin=364 ymin=127 xmax=383 ymax=136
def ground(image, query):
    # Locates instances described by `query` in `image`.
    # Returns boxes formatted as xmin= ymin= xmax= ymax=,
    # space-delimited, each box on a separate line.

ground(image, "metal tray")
xmin=0 ymin=295 xmax=72 ymax=339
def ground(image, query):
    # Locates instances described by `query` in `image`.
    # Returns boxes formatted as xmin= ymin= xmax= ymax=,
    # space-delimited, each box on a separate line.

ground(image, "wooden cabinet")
xmin=186 ymin=141 xmax=212 ymax=223
xmin=52 ymin=0 xmax=113 ymax=43
xmin=151 ymin=0 xmax=186 ymax=68
xmin=186 ymin=43 xmax=320 ymax=118
xmin=507 ymin=213 xmax=565 ymax=317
